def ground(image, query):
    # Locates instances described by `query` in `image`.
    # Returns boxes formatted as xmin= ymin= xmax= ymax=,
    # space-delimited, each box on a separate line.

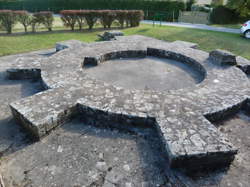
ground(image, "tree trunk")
xmin=7 ymin=27 xmax=12 ymax=34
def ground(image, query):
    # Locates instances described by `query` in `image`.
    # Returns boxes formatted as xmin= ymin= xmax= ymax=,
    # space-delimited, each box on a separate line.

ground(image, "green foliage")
xmin=186 ymin=0 xmax=196 ymax=11
xmin=60 ymin=10 xmax=144 ymax=30
xmin=0 ymin=10 xmax=17 ymax=33
xmin=1 ymin=24 xmax=250 ymax=60
xmin=33 ymin=11 xmax=54 ymax=31
xmin=227 ymin=0 xmax=250 ymax=20
xmin=60 ymin=10 xmax=77 ymax=31
xmin=0 ymin=0 xmax=185 ymax=16
xmin=99 ymin=10 xmax=116 ymax=29
xmin=210 ymin=5 xmax=239 ymax=24
xmin=211 ymin=0 xmax=224 ymax=7
xmin=15 ymin=10 xmax=31 ymax=32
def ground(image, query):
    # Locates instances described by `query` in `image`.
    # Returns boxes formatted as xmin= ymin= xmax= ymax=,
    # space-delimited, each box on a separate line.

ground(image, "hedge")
xmin=0 ymin=9 xmax=143 ymax=34
xmin=33 ymin=11 xmax=54 ymax=31
xmin=0 ymin=0 xmax=185 ymax=17
xmin=14 ymin=10 xmax=30 ymax=32
xmin=0 ymin=10 xmax=54 ymax=33
xmin=60 ymin=10 xmax=144 ymax=30
xmin=0 ymin=10 xmax=17 ymax=34
xmin=210 ymin=6 xmax=239 ymax=24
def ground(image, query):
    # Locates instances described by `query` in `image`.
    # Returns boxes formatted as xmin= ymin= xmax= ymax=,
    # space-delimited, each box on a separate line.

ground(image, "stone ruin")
xmin=5 ymin=35 xmax=250 ymax=172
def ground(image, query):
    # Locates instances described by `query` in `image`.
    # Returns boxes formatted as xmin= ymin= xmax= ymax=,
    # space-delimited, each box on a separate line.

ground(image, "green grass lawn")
xmin=210 ymin=24 xmax=242 ymax=29
xmin=0 ymin=24 xmax=249 ymax=59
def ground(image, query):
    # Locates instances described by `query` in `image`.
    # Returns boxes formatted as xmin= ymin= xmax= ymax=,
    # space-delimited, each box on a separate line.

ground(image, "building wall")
xmin=196 ymin=0 xmax=212 ymax=5
xmin=182 ymin=0 xmax=227 ymax=5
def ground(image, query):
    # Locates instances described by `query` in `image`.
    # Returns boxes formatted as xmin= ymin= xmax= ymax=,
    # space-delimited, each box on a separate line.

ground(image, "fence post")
xmin=179 ymin=10 xmax=181 ymax=22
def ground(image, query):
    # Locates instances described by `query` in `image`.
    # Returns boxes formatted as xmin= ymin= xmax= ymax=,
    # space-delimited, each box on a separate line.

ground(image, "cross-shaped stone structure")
xmin=7 ymin=35 xmax=250 ymax=171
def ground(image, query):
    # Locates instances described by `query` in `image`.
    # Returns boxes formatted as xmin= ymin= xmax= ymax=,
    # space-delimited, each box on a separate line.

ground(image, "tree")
xmin=227 ymin=0 xmax=250 ymax=19
xmin=186 ymin=0 xmax=196 ymax=11
xmin=211 ymin=0 xmax=224 ymax=6
xmin=0 ymin=10 xmax=17 ymax=34
xmin=33 ymin=11 xmax=54 ymax=31
xmin=15 ymin=10 xmax=31 ymax=33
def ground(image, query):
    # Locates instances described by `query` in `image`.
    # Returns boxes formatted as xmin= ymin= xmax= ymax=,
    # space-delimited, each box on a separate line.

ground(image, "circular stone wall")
xmin=83 ymin=57 xmax=205 ymax=92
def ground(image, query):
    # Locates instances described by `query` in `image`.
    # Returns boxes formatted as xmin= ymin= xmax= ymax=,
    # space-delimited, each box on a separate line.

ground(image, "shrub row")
xmin=0 ymin=10 xmax=53 ymax=33
xmin=210 ymin=6 xmax=239 ymax=24
xmin=60 ymin=10 xmax=144 ymax=30
xmin=0 ymin=0 xmax=185 ymax=14
xmin=0 ymin=10 xmax=16 ymax=34
xmin=0 ymin=9 xmax=143 ymax=34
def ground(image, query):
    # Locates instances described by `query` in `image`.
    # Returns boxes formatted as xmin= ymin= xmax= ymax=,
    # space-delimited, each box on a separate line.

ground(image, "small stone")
xmin=99 ymin=31 xmax=124 ymax=41
xmin=219 ymin=127 xmax=225 ymax=132
xmin=213 ymin=79 xmax=219 ymax=83
xmin=99 ymin=153 xmax=104 ymax=160
xmin=125 ymin=182 xmax=133 ymax=187
xmin=96 ymin=161 xmax=108 ymax=172
xmin=57 ymin=145 xmax=63 ymax=153
xmin=123 ymin=164 xmax=130 ymax=172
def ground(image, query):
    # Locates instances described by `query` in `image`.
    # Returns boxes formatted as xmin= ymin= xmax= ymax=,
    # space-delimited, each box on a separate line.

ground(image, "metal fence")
xmin=144 ymin=10 xmax=179 ymax=22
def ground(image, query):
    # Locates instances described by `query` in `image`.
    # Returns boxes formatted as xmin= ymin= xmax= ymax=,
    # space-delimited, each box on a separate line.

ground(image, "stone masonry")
xmin=6 ymin=35 xmax=250 ymax=171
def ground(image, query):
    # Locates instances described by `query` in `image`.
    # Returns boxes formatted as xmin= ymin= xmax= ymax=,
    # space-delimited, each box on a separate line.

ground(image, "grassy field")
xmin=210 ymin=24 xmax=242 ymax=29
xmin=0 ymin=23 xmax=249 ymax=59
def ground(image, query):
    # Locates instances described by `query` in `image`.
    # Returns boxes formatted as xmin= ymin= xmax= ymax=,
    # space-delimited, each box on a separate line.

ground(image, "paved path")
xmin=142 ymin=20 xmax=240 ymax=34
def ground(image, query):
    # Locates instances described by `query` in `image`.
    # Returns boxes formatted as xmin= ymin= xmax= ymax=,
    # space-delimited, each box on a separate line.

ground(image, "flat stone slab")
xmin=171 ymin=40 xmax=198 ymax=49
xmin=7 ymin=35 xmax=250 ymax=171
xmin=83 ymin=57 xmax=204 ymax=91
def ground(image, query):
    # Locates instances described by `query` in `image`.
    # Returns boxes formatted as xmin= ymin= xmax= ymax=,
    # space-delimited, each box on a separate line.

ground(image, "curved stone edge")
xmin=83 ymin=50 xmax=147 ymax=67
xmin=7 ymin=39 xmax=250 ymax=171
xmin=236 ymin=56 xmax=250 ymax=74
xmin=147 ymin=47 xmax=207 ymax=79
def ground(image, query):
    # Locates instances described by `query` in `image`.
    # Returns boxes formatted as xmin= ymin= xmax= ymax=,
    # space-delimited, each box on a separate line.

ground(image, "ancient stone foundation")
xmin=6 ymin=35 xmax=250 ymax=171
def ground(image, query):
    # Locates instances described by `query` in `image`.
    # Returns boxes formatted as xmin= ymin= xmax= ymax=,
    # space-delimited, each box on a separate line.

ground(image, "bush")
xmin=0 ymin=0 xmax=185 ymax=16
xmin=59 ymin=9 xmax=143 ymax=30
xmin=84 ymin=10 xmax=98 ymax=30
xmin=76 ymin=10 xmax=85 ymax=30
xmin=0 ymin=10 xmax=17 ymax=34
xmin=33 ymin=11 xmax=54 ymax=31
xmin=211 ymin=0 xmax=224 ymax=7
xmin=186 ymin=0 xmax=196 ymax=11
xmin=227 ymin=0 xmax=250 ymax=21
xmin=115 ymin=10 xmax=128 ymax=28
xmin=128 ymin=10 xmax=144 ymax=27
xmin=60 ymin=10 xmax=77 ymax=31
xmin=14 ymin=10 xmax=31 ymax=32
xmin=210 ymin=5 xmax=239 ymax=24
xmin=99 ymin=10 xmax=116 ymax=29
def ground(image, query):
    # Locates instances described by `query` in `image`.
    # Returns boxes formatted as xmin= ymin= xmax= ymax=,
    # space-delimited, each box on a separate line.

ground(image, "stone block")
xmin=99 ymin=31 xmax=124 ymax=41
xmin=209 ymin=49 xmax=236 ymax=66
